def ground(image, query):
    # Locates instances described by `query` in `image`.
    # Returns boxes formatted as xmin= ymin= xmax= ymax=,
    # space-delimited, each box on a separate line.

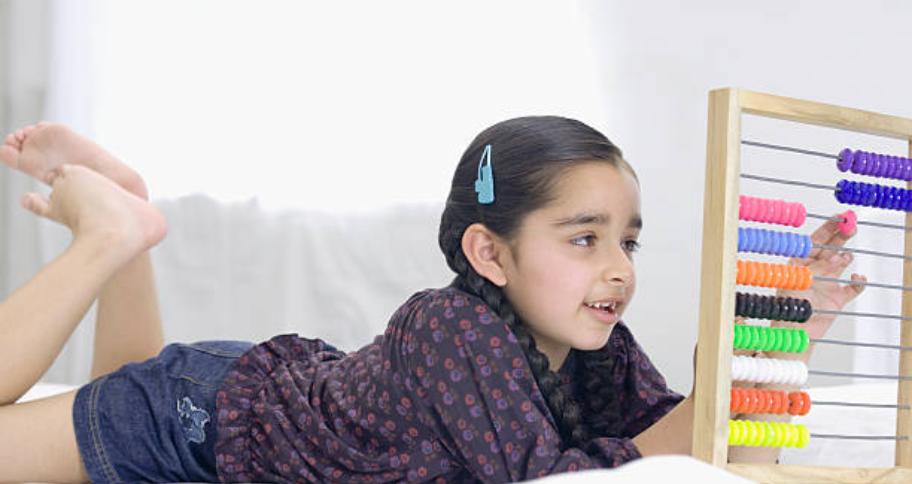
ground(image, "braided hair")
xmin=437 ymin=116 xmax=636 ymax=450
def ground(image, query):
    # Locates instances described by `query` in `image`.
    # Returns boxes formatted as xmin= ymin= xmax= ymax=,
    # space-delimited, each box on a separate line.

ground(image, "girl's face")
xmin=500 ymin=162 xmax=641 ymax=370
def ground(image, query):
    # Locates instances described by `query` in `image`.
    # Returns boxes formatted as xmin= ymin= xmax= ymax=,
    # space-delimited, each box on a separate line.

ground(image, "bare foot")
xmin=24 ymin=164 xmax=167 ymax=257
xmin=0 ymin=123 xmax=149 ymax=200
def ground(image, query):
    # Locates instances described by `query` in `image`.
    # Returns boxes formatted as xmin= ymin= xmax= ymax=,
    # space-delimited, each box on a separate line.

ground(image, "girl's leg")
xmin=92 ymin=252 xmax=165 ymax=379
xmin=0 ymin=391 xmax=88 ymax=483
xmin=0 ymin=124 xmax=166 ymax=378
xmin=0 ymin=165 xmax=166 ymax=405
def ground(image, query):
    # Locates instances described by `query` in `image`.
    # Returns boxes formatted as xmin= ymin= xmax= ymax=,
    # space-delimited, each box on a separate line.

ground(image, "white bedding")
xmin=19 ymin=381 xmax=900 ymax=482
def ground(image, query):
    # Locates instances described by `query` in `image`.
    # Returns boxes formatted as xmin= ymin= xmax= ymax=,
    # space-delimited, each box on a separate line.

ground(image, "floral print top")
xmin=214 ymin=284 xmax=684 ymax=483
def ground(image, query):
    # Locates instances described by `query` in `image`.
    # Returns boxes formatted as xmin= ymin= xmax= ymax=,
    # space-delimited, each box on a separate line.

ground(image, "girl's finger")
xmin=805 ymin=219 xmax=846 ymax=262
xmin=840 ymin=273 xmax=867 ymax=303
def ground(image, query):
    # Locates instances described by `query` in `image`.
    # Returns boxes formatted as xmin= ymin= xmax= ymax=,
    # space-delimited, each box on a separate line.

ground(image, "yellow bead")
xmin=797 ymin=424 xmax=810 ymax=448
xmin=762 ymin=422 xmax=776 ymax=447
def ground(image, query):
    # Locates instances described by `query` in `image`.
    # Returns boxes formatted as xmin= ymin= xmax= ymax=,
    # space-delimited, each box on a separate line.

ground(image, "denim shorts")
xmin=72 ymin=340 xmax=255 ymax=484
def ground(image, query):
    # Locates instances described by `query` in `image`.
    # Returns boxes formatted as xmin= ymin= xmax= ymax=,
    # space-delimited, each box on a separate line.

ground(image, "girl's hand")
xmin=773 ymin=217 xmax=867 ymax=340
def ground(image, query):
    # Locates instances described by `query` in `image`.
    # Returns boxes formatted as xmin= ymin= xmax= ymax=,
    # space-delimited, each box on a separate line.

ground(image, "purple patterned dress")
xmin=214 ymin=284 xmax=684 ymax=483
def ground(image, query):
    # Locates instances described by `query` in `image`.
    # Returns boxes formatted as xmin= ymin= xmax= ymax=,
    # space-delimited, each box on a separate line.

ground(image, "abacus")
xmin=693 ymin=88 xmax=912 ymax=483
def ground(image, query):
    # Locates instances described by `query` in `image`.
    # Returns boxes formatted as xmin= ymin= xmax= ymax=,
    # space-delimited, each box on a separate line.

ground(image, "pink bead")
xmin=838 ymin=210 xmax=857 ymax=235
xmin=793 ymin=203 xmax=806 ymax=227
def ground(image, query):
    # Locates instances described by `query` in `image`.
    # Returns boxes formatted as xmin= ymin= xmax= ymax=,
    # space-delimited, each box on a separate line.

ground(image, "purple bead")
xmin=872 ymin=154 xmax=883 ymax=176
xmin=871 ymin=184 xmax=884 ymax=207
xmin=838 ymin=148 xmax=854 ymax=172
xmin=887 ymin=186 xmax=899 ymax=209
xmin=889 ymin=156 xmax=901 ymax=179
xmin=905 ymin=159 xmax=912 ymax=181
xmin=801 ymin=235 xmax=812 ymax=258
xmin=863 ymin=183 xmax=876 ymax=206
xmin=852 ymin=152 xmax=866 ymax=174
xmin=786 ymin=233 xmax=798 ymax=257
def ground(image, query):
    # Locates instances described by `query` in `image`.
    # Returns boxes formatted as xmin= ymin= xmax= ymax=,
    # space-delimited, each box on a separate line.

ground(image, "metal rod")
xmin=809 ymin=370 xmax=912 ymax=381
xmin=816 ymin=276 xmax=912 ymax=292
xmin=811 ymin=338 xmax=912 ymax=352
xmin=740 ymin=173 xmax=835 ymax=191
xmin=814 ymin=243 xmax=912 ymax=261
xmin=810 ymin=433 xmax=908 ymax=441
xmin=813 ymin=308 xmax=912 ymax=322
xmin=742 ymin=140 xmax=840 ymax=160
xmin=812 ymin=400 xmax=910 ymax=410
xmin=807 ymin=212 xmax=912 ymax=232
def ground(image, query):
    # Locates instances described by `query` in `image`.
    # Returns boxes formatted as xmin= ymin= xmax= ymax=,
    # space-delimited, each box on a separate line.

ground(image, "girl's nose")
xmin=602 ymin=246 xmax=635 ymax=286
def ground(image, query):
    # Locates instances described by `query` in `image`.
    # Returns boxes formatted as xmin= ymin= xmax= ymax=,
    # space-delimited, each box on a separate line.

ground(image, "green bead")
xmin=756 ymin=327 xmax=768 ymax=351
xmin=797 ymin=329 xmax=809 ymax=353
xmin=770 ymin=328 xmax=783 ymax=352
xmin=778 ymin=328 xmax=791 ymax=352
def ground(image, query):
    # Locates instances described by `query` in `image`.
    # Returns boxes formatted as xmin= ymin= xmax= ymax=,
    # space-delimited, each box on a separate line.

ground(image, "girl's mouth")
xmin=583 ymin=301 xmax=620 ymax=325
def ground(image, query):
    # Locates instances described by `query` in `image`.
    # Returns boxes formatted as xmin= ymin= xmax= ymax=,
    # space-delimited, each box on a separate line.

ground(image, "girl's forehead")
xmin=544 ymin=163 xmax=641 ymax=220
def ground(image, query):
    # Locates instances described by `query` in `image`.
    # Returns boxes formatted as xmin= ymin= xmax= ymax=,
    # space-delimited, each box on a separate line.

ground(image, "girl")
xmin=0 ymin=118 xmax=862 ymax=483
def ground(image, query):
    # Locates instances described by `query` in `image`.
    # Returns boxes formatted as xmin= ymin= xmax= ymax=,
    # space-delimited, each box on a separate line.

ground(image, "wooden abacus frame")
xmin=693 ymin=88 xmax=912 ymax=483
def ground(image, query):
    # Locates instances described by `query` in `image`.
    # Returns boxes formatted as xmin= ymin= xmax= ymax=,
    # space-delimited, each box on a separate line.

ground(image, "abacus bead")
xmin=772 ymin=423 xmax=786 ymax=447
xmin=838 ymin=148 xmax=854 ymax=172
xmin=838 ymin=210 xmax=857 ymax=235
xmin=771 ymin=328 xmax=783 ymax=352
xmin=797 ymin=425 xmax=810 ymax=448
xmin=747 ymin=294 xmax=759 ymax=319
xmin=761 ymin=423 xmax=775 ymax=447
xmin=763 ymin=328 xmax=776 ymax=351
xmin=728 ymin=421 xmax=738 ymax=445
xmin=797 ymin=330 xmax=809 ymax=353
xmin=799 ymin=300 xmax=812 ymax=322
xmin=780 ymin=329 xmax=794 ymax=352
xmin=853 ymin=151 xmax=867 ymax=174
xmin=835 ymin=180 xmax=850 ymax=203
xmin=745 ymin=421 xmax=758 ymax=446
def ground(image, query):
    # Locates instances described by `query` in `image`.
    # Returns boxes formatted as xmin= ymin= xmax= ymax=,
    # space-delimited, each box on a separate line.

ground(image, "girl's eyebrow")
xmin=551 ymin=212 xmax=643 ymax=229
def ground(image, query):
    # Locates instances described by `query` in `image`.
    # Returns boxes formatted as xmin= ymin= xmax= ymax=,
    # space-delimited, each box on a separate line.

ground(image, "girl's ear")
xmin=461 ymin=223 xmax=508 ymax=287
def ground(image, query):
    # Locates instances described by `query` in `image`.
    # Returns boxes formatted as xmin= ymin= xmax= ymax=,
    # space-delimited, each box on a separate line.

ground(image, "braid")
xmin=443 ymin=228 xmax=589 ymax=450
xmin=577 ymin=349 xmax=622 ymax=438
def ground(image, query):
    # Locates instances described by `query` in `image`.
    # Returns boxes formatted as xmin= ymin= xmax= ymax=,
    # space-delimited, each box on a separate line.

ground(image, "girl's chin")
xmin=573 ymin=326 xmax=616 ymax=351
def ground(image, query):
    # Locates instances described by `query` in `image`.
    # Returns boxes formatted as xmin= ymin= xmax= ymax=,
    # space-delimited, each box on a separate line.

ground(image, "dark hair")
xmin=437 ymin=115 xmax=636 ymax=450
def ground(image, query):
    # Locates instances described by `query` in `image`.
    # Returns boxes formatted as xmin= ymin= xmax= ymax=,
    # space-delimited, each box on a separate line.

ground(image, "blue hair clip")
xmin=475 ymin=144 xmax=495 ymax=204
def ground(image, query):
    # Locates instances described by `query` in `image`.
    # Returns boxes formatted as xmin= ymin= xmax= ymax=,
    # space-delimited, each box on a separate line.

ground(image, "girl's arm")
xmin=631 ymin=394 xmax=695 ymax=456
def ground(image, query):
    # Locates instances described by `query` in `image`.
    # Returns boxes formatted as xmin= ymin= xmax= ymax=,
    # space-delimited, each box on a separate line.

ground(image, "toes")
xmin=0 ymin=144 xmax=19 ymax=168
xmin=21 ymin=192 xmax=51 ymax=219
xmin=45 ymin=166 xmax=66 ymax=185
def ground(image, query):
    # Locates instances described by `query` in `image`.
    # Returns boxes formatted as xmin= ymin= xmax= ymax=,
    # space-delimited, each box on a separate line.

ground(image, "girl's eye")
xmin=623 ymin=240 xmax=642 ymax=253
xmin=571 ymin=235 xmax=596 ymax=247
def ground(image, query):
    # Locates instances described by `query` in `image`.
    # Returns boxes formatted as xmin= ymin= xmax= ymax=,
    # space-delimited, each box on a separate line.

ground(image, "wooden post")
xmin=693 ymin=88 xmax=741 ymax=465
